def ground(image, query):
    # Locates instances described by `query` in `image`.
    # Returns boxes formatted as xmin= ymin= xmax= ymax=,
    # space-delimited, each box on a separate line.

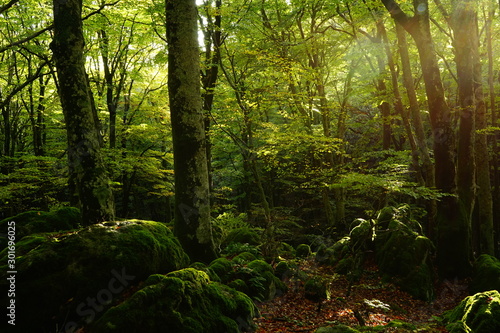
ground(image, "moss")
xmin=0 ymin=207 xmax=81 ymax=249
xmin=228 ymin=279 xmax=250 ymax=294
xmin=316 ymin=236 xmax=351 ymax=266
xmin=349 ymin=219 xmax=373 ymax=246
xmin=315 ymin=325 xmax=360 ymax=333
xmin=376 ymin=206 xmax=397 ymax=230
xmin=275 ymin=261 xmax=292 ymax=279
xmin=304 ymin=277 xmax=328 ymax=302
xmin=232 ymin=251 xmax=257 ymax=264
xmin=223 ymin=227 xmax=260 ymax=246
xmin=0 ymin=220 xmax=189 ymax=332
xmin=444 ymin=290 xmax=500 ymax=333
xmin=375 ymin=218 xmax=434 ymax=301
xmin=296 ymin=243 xmax=312 ymax=257
xmin=209 ymin=257 xmax=233 ymax=282
xmin=471 ymin=254 xmax=500 ymax=293
xmin=91 ymin=268 xmax=258 ymax=333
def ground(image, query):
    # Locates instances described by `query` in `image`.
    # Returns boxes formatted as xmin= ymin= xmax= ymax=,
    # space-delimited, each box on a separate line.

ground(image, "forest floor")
xmin=254 ymin=256 xmax=469 ymax=332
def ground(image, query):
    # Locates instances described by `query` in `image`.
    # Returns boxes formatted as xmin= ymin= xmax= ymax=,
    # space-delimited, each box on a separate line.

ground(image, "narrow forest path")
xmin=254 ymin=257 xmax=468 ymax=332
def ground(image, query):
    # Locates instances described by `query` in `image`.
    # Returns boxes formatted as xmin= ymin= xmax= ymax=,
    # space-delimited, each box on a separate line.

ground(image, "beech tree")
xmin=51 ymin=0 xmax=114 ymax=224
xmin=166 ymin=0 xmax=216 ymax=262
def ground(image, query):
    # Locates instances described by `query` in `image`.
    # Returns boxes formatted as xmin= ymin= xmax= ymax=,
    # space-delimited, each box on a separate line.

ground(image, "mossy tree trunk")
xmin=166 ymin=0 xmax=216 ymax=263
xmin=51 ymin=0 xmax=114 ymax=225
xmin=381 ymin=0 xmax=472 ymax=277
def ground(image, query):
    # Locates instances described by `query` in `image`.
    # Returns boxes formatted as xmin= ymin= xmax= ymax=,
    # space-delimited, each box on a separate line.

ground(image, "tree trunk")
xmin=381 ymin=0 xmax=472 ymax=277
xmin=166 ymin=0 xmax=215 ymax=263
xmin=395 ymin=21 xmax=436 ymax=235
xmin=51 ymin=0 xmax=114 ymax=224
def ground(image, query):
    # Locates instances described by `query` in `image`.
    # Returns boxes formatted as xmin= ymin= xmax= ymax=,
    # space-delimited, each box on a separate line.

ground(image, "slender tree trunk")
xmin=201 ymin=0 xmax=222 ymax=192
xmin=395 ymin=21 xmax=436 ymax=236
xmin=51 ymin=0 xmax=115 ymax=224
xmin=166 ymin=0 xmax=215 ymax=263
xmin=381 ymin=0 xmax=472 ymax=277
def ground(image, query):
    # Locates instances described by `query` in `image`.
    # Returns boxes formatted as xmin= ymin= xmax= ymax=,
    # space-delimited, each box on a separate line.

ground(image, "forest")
xmin=1 ymin=0 xmax=500 ymax=332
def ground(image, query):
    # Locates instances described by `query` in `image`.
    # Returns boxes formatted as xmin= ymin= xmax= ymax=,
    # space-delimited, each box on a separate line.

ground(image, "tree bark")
xmin=51 ymin=0 xmax=114 ymax=224
xmin=166 ymin=0 xmax=216 ymax=263
xmin=381 ymin=0 xmax=472 ymax=277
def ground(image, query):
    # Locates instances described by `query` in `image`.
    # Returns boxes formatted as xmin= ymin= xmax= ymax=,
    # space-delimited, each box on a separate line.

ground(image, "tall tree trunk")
xmin=51 ymin=0 xmax=115 ymax=224
xmin=381 ymin=0 xmax=472 ymax=277
xmin=166 ymin=0 xmax=215 ymax=263
xmin=395 ymin=21 xmax=436 ymax=235
xmin=474 ymin=2 xmax=495 ymax=255
xmin=452 ymin=0 xmax=475 ymax=261
xmin=201 ymin=0 xmax=222 ymax=192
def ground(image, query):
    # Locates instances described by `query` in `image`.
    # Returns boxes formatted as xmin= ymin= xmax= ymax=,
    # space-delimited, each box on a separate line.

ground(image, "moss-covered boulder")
xmin=223 ymin=227 xmax=261 ymax=246
xmin=375 ymin=218 xmax=434 ymax=301
xmin=0 ymin=220 xmax=189 ymax=332
xmin=444 ymin=290 xmax=500 ymax=333
xmin=0 ymin=207 xmax=81 ymax=249
xmin=209 ymin=257 xmax=234 ymax=281
xmin=90 ymin=268 xmax=258 ymax=333
xmin=315 ymin=236 xmax=351 ymax=266
xmin=296 ymin=243 xmax=312 ymax=257
xmin=315 ymin=325 xmax=360 ymax=333
xmin=471 ymin=254 xmax=500 ymax=293
xmin=304 ymin=276 xmax=329 ymax=302
xmin=349 ymin=218 xmax=373 ymax=247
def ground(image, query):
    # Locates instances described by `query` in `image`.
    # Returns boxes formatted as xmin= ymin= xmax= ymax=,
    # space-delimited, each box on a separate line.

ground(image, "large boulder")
xmin=0 ymin=207 xmax=81 ymax=249
xmin=90 ymin=268 xmax=258 ymax=333
xmin=444 ymin=290 xmax=500 ymax=333
xmin=0 ymin=220 xmax=189 ymax=332
xmin=375 ymin=216 xmax=434 ymax=301
xmin=470 ymin=254 xmax=500 ymax=293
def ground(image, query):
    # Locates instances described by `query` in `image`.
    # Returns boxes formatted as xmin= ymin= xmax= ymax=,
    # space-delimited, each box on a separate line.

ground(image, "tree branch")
xmin=0 ymin=0 xmax=18 ymax=15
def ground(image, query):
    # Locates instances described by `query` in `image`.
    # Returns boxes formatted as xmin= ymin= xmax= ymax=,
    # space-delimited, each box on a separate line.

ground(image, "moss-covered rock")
xmin=223 ymin=227 xmax=261 ymax=246
xmin=296 ymin=243 xmax=312 ymax=257
xmin=232 ymin=251 xmax=258 ymax=264
xmin=315 ymin=325 xmax=360 ymax=333
xmin=375 ymin=218 xmax=434 ymax=301
xmin=0 ymin=220 xmax=189 ymax=332
xmin=275 ymin=260 xmax=292 ymax=280
xmin=228 ymin=278 xmax=250 ymax=294
xmin=0 ymin=207 xmax=81 ymax=249
xmin=349 ymin=218 xmax=373 ymax=247
xmin=444 ymin=290 xmax=500 ymax=333
xmin=209 ymin=257 xmax=234 ymax=281
xmin=316 ymin=236 xmax=351 ymax=266
xmin=91 ymin=268 xmax=258 ymax=333
xmin=471 ymin=254 xmax=500 ymax=293
xmin=304 ymin=276 xmax=328 ymax=302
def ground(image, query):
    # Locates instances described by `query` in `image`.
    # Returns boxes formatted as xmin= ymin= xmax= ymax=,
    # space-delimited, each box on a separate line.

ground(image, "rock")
xmin=375 ymin=218 xmax=435 ymax=301
xmin=0 ymin=220 xmax=189 ymax=332
xmin=223 ymin=227 xmax=261 ymax=246
xmin=470 ymin=254 xmax=500 ymax=293
xmin=304 ymin=276 xmax=328 ymax=302
xmin=315 ymin=324 xmax=360 ymax=333
xmin=0 ymin=207 xmax=81 ymax=249
xmin=91 ymin=268 xmax=258 ymax=333
xmin=444 ymin=290 xmax=500 ymax=333
xmin=296 ymin=243 xmax=312 ymax=257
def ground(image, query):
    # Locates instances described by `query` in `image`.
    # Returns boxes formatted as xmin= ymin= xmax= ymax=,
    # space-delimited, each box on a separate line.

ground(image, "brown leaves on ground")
xmin=254 ymin=257 xmax=468 ymax=332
